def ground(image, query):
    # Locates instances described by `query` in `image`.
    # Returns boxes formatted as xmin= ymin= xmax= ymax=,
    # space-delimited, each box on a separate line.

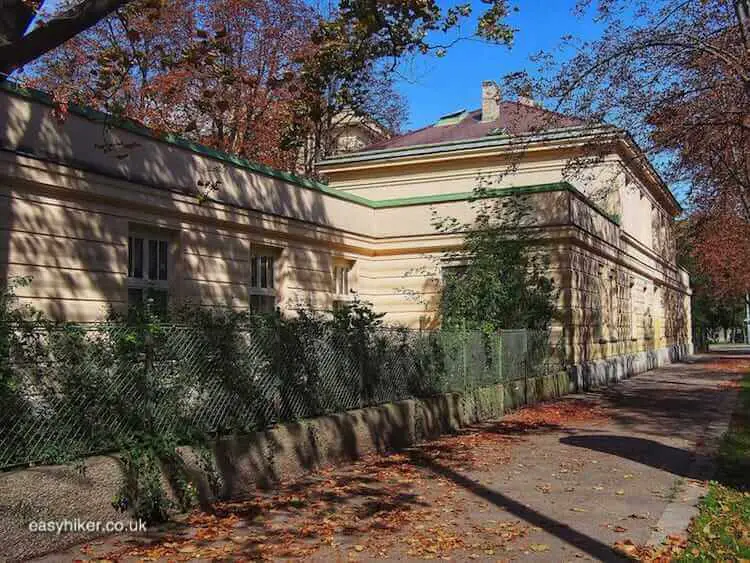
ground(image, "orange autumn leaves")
xmin=88 ymin=398 xmax=607 ymax=561
xmin=501 ymin=399 xmax=610 ymax=430
xmin=690 ymin=209 xmax=750 ymax=301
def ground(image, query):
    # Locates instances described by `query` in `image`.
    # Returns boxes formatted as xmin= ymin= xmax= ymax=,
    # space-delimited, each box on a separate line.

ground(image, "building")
xmin=295 ymin=109 xmax=389 ymax=174
xmin=330 ymin=110 xmax=389 ymax=155
xmin=0 ymin=80 xmax=692 ymax=376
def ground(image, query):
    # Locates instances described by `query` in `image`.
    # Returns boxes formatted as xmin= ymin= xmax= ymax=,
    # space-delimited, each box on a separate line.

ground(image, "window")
xmin=249 ymin=250 xmax=276 ymax=314
xmin=334 ymin=265 xmax=350 ymax=297
xmin=127 ymin=234 xmax=170 ymax=314
xmin=332 ymin=262 xmax=354 ymax=310
xmin=441 ymin=264 xmax=467 ymax=283
xmin=607 ymin=269 xmax=617 ymax=341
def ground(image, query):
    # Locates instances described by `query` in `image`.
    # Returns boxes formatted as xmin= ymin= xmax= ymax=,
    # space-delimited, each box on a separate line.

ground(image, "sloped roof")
xmin=363 ymin=102 xmax=586 ymax=151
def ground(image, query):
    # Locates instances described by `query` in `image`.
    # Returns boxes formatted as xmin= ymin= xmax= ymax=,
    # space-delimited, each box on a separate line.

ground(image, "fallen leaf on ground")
xmin=629 ymin=513 xmax=649 ymax=519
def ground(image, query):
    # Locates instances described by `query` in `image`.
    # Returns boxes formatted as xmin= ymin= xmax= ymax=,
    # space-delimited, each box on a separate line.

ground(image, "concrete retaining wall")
xmin=0 ymin=344 xmax=683 ymax=561
xmin=569 ymin=343 xmax=692 ymax=391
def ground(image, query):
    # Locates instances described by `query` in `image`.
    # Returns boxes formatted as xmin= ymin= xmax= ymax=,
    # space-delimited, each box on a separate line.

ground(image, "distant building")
xmin=0 ymin=80 xmax=692 ymax=377
xmin=330 ymin=110 xmax=389 ymax=155
xmin=295 ymin=110 xmax=389 ymax=173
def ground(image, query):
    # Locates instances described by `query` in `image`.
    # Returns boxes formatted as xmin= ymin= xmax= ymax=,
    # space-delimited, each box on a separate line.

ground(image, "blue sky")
xmin=30 ymin=0 xmax=610 ymax=134
xmin=34 ymin=0 xmax=604 ymax=132
xmin=396 ymin=0 xmax=605 ymax=130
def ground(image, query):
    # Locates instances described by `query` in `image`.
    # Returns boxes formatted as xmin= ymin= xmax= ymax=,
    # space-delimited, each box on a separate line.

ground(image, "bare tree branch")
xmin=0 ymin=1 xmax=41 ymax=48
xmin=0 ymin=0 xmax=131 ymax=76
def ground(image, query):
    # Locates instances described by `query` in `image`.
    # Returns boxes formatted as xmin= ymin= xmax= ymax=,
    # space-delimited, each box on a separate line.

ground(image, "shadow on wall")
xmin=561 ymin=196 xmax=688 ymax=382
xmin=186 ymin=394 xmax=462 ymax=500
xmin=0 ymin=89 xmax=345 ymax=319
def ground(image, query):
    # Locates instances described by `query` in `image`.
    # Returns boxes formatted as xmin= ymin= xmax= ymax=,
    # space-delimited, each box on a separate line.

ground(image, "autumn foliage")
xmin=690 ymin=205 xmax=750 ymax=300
xmin=22 ymin=0 xmax=315 ymax=171
xmin=16 ymin=0 xmax=516 ymax=174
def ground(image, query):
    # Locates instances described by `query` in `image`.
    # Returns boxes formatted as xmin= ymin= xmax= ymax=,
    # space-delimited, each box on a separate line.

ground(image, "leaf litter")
xmin=86 ymin=397 xmax=610 ymax=561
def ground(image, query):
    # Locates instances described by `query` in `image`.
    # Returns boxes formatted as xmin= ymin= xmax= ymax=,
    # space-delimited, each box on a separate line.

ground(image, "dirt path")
xmin=36 ymin=350 xmax=750 ymax=562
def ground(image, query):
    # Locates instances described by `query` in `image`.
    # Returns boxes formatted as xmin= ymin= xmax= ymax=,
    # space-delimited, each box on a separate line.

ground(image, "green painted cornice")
xmin=0 ymin=79 xmax=620 ymax=225
xmin=0 ymin=79 xmax=328 ymax=191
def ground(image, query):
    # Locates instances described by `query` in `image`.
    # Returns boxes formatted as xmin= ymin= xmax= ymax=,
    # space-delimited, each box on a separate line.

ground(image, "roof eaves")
xmin=617 ymin=132 xmax=682 ymax=214
xmin=317 ymin=124 xmax=620 ymax=168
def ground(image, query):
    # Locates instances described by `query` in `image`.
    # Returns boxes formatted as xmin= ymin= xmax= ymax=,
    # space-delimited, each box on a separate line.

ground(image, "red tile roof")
xmin=363 ymin=102 xmax=586 ymax=151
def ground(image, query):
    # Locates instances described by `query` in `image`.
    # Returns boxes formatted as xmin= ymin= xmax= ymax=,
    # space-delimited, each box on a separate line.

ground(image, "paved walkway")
xmin=38 ymin=349 xmax=750 ymax=562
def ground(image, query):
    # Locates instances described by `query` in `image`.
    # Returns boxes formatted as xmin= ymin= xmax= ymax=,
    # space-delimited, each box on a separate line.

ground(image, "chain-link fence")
xmin=0 ymin=322 xmax=561 ymax=469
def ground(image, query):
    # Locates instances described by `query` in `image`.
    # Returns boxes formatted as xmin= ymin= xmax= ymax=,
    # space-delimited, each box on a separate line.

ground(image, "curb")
xmin=646 ymin=380 xmax=740 ymax=547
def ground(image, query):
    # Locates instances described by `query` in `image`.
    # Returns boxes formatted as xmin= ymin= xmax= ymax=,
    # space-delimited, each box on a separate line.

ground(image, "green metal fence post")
xmin=462 ymin=330 xmax=468 ymax=392
xmin=497 ymin=331 xmax=503 ymax=383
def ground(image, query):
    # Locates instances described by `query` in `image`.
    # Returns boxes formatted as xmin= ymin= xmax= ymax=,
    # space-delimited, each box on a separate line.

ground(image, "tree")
xmin=690 ymin=203 xmax=750 ymax=301
xmin=434 ymin=191 xmax=557 ymax=332
xmin=510 ymin=1 xmax=750 ymax=220
xmin=287 ymin=0 xmax=517 ymax=174
xmin=23 ymin=0 xmax=318 ymax=170
xmin=676 ymin=212 xmax=750 ymax=349
xmin=21 ymin=0 xmax=516 ymax=172
xmin=0 ymin=0 xmax=133 ymax=76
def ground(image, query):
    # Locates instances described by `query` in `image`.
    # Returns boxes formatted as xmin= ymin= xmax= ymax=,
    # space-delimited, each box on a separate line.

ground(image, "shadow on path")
xmin=589 ymin=353 xmax=747 ymax=441
xmin=408 ymin=450 xmax=625 ymax=562
xmin=560 ymin=434 xmax=707 ymax=480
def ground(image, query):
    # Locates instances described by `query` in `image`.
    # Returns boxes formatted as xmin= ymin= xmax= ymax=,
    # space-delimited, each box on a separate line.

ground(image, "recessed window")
xmin=334 ymin=265 xmax=350 ymax=296
xmin=332 ymin=262 xmax=354 ymax=309
xmin=251 ymin=255 xmax=274 ymax=290
xmin=127 ymin=233 xmax=170 ymax=314
xmin=441 ymin=264 xmax=467 ymax=283
xmin=249 ymin=249 xmax=277 ymax=314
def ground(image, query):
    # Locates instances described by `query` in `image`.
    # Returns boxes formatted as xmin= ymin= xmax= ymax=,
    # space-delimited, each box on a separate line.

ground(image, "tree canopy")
xmin=510 ymin=0 xmax=750 ymax=221
xmin=12 ymin=0 xmax=516 ymax=173
xmin=676 ymin=213 xmax=749 ymax=348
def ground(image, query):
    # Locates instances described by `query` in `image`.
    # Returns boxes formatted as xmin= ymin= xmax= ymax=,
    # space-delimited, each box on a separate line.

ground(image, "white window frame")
xmin=248 ymin=245 xmax=278 ymax=313
xmin=333 ymin=261 xmax=354 ymax=302
xmin=128 ymin=235 xmax=170 ymax=287
xmin=127 ymin=231 xmax=171 ymax=309
xmin=334 ymin=265 xmax=350 ymax=298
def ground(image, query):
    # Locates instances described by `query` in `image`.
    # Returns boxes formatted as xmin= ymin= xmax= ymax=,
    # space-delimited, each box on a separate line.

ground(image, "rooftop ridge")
xmin=320 ymin=123 xmax=619 ymax=164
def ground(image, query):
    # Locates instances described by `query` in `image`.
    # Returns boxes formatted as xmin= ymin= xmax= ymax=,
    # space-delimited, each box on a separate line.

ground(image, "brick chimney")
xmin=481 ymin=81 xmax=501 ymax=122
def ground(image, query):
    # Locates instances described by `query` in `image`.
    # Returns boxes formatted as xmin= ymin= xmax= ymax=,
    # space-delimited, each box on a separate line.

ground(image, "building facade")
xmin=0 ymin=81 xmax=692 ymax=374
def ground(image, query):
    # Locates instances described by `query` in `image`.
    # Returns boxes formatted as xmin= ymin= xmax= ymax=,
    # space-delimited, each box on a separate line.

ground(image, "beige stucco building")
xmin=0 ymin=80 xmax=692 ymax=378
